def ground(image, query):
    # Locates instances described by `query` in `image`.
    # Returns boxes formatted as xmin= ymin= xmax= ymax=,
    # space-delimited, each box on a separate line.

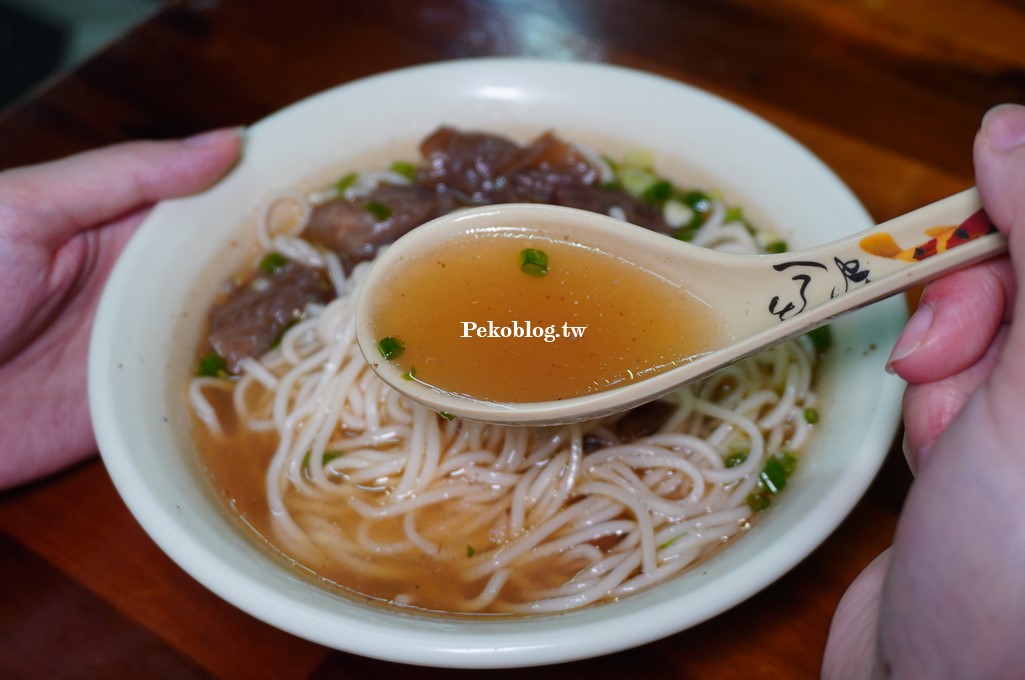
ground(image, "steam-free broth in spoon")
xmin=365 ymin=227 xmax=723 ymax=403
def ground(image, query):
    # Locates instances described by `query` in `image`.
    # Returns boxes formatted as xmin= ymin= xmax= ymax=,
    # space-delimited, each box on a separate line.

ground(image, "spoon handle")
xmin=755 ymin=188 xmax=1005 ymax=334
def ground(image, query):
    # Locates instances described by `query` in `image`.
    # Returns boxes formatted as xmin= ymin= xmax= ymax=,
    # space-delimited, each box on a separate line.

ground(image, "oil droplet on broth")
xmin=367 ymin=228 xmax=722 ymax=403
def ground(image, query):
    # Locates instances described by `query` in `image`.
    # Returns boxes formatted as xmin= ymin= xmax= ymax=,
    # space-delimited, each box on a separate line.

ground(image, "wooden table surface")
xmin=2 ymin=1 xmax=1023 ymax=677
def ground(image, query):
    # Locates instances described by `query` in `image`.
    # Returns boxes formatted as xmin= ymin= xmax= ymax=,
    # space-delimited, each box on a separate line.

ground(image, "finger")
xmin=901 ymin=324 xmax=1007 ymax=474
xmin=0 ymin=127 xmax=242 ymax=247
xmin=886 ymin=257 xmax=1013 ymax=383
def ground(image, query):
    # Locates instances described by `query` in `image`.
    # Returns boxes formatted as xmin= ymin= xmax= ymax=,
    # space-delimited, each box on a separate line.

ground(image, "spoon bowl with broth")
xmin=356 ymin=188 xmax=1002 ymax=425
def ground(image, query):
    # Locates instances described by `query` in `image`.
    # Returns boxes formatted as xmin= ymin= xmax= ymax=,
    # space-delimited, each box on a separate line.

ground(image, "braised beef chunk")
xmin=418 ymin=126 xmax=522 ymax=201
xmin=615 ymin=400 xmax=676 ymax=443
xmin=504 ymin=132 xmax=602 ymax=202
xmin=304 ymin=184 xmax=443 ymax=267
xmin=417 ymin=127 xmax=601 ymax=204
xmin=553 ymin=185 xmax=673 ymax=234
xmin=208 ymin=263 xmax=332 ymax=373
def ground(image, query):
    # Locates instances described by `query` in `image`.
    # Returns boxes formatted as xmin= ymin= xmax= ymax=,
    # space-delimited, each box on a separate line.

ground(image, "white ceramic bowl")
xmin=89 ymin=59 xmax=905 ymax=668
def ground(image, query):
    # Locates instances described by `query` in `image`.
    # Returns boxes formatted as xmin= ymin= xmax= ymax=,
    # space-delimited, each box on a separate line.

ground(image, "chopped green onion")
xmin=466 ymin=545 xmax=476 ymax=558
xmin=377 ymin=336 xmax=405 ymax=360
xmin=724 ymin=206 xmax=745 ymax=223
xmin=760 ymin=457 xmax=789 ymax=494
xmin=365 ymin=201 xmax=392 ymax=220
xmin=658 ymin=535 xmax=683 ymax=550
xmin=302 ymin=450 xmax=343 ymax=474
xmin=641 ymin=179 xmax=673 ymax=205
xmin=765 ymin=239 xmax=788 ymax=254
xmin=618 ymin=166 xmax=658 ymax=197
xmin=747 ymin=492 xmax=772 ymax=512
xmin=746 ymin=452 xmax=798 ymax=512
xmin=806 ymin=325 xmax=833 ymax=353
xmin=389 ymin=160 xmax=418 ymax=180
xmin=259 ymin=252 xmax=288 ymax=274
xmin=334 ymin=172 xmax=358 ymax=195
xmin=778 ymin=451 xmax=798 ymax=475
xmin=197 ymin=351 xmax=227 ymax=377
xmin=760 ymin=452 xmax=798 ymax=493
xmin=683 ymin=190 xmax=712 ymax=213
xmin=724 ymin=451 xmax=749 ymax=468
xmin=622 ymin=149 xmax=654 ymax=168
xmin=401 ymin=368 xmax=417 ymax=381
xmin=303 ymin=450 xmax=343 ymax=467
xmin=438 ymin=411 xmax=455 ymax=421
xmin=804 ymin=407 xmax=820 ymax=425
xmin=519 ymin=248 xmax=549 ymax=277
xmin=672 ymin=203 xmax=710 ymax=240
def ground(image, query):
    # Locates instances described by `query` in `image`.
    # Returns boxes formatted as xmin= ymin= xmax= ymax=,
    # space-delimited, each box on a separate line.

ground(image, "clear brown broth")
xmin=194 ymin=395 xmax=609 ymax=614
xmin=366 ymin=229 xmax=721 ymax=403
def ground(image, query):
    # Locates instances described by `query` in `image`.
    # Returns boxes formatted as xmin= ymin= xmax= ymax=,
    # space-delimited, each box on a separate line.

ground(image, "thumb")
xmin=0 ymin=127 xmax=243 ymax=248
xmin=974 ymin=104 xmax=1025 ymax=387
xmin=975 ymin=105 xmax=1025 ymax=307
xmin=975 ymin=105 xmax=1025 ymax=229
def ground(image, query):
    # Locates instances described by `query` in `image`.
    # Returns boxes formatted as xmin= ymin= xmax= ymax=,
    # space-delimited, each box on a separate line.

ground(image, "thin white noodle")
xmin=403 ymin=511 xmax=440 ymax=555
xmin=188 ymin=377 xmax=232 ymax=437
xmin=238 ymin=357 xmax=278 ymax=390
xmin=462 ymin=570 xmax=511 ymax=612
xmin=576 ymin=480 xmax=658 ymax=574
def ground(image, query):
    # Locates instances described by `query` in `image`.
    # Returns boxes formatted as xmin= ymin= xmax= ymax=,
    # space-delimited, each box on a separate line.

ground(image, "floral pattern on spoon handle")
xmin=763 ymin=189 xmax=1003 ymax=327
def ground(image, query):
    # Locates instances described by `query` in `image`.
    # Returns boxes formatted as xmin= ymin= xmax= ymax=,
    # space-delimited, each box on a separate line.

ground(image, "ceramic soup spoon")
xmin=355 ymin=187 xmax=1002 ymax=425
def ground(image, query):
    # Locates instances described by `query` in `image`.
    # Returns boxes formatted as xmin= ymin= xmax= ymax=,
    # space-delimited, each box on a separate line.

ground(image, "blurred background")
xmin=0 ymin=0 xmax=161 ymax=108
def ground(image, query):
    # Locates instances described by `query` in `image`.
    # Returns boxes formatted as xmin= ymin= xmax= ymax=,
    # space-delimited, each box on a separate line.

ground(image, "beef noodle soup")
xmin=189 ymin=127 xmax=825 ymax=615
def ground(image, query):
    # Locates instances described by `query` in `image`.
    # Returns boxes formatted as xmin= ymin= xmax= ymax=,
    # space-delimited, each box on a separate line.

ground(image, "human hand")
xmin=0 ymin=129 xmax=242 ymax=490
xmin=822 ymin=104 xmax=1025 ymax=678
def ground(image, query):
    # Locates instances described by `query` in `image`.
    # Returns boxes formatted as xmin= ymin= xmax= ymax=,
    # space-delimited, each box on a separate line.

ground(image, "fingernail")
xmin=886 ymin=303 xmax=933 ymax=372
xmin=981 ymin=104 xmax=1025 ymax=152
xmin=184 ymin=126 xmax=245 ymax=148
